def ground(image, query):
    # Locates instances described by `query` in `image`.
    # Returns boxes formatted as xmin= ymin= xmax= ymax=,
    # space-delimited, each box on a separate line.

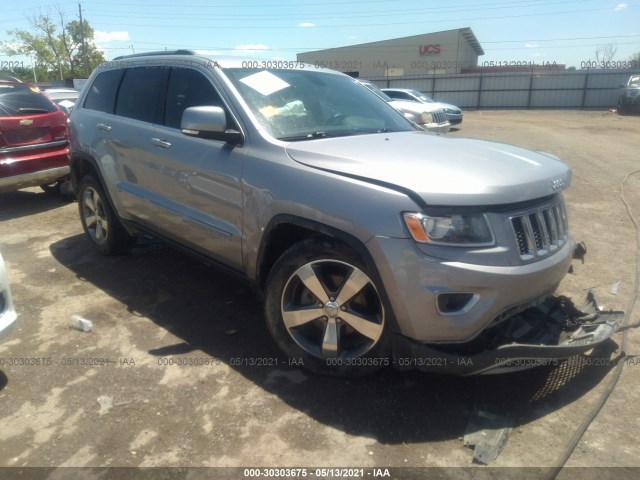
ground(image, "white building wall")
xmin=297 ymin=28 xmax=482 ymax=77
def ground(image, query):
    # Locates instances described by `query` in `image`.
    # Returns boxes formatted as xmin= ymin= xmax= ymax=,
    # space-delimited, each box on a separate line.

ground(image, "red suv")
xmin=0 ymin=81 xmax=70 ymax=194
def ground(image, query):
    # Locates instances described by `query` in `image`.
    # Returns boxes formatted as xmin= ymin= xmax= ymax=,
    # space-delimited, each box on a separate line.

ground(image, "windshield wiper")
xmin=279 ymin=131 xmax=331 ymax=141
xmin=306 ymin=131 xmax=329 ymax=138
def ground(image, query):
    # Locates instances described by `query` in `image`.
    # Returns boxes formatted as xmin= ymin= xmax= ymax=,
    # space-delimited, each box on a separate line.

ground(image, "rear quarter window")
xmin=0 ymin=84 xmax=58 ymax=117
xmin=83 ymin=69 xmax=125 ymax=113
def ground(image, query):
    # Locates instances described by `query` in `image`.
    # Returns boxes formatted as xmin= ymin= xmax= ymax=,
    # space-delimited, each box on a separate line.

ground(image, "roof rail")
xmin=113 ymin=49 xmax=195 ymax=61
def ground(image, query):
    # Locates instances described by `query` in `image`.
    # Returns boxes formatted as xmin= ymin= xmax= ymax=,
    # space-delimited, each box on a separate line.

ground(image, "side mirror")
xmin=181 ymin=106 xmax=242 ymax=144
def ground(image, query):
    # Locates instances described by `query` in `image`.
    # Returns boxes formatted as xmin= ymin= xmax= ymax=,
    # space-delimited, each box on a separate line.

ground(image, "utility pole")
xmin=31 ymin=56 xmax=37 ymax=83
xmin=78 ymin=3 xmax=89 ymax=77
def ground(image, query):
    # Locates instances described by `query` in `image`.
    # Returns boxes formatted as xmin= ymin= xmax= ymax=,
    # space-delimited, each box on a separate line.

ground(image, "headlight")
xmin=417 ymin=112 xmax=433 ymax=124
xmin=403 ymin=213 xmax=495 ymax=246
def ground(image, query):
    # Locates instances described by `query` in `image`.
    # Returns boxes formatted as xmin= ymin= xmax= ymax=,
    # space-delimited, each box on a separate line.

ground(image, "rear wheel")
xmin=265 ymin=238 xmax=389 ymax=376
xmin=40 ymin=182 xmax=61 ymax=194
xmin=77 ymin=175 xmax=134 ymax=255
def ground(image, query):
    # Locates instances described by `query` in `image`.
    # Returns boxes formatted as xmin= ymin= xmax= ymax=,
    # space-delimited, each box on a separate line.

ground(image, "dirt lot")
xmin=0 ymin=110 xmax=639 ymax=479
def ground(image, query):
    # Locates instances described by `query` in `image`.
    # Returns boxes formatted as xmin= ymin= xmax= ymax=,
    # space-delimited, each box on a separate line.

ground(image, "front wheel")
xmin=264 ymin=238 xmax=389 ymax=376
xmin=77 ymin=175 xmax=134 ymax=255
xmin=617 ymin=97 xmax=628 ymax=114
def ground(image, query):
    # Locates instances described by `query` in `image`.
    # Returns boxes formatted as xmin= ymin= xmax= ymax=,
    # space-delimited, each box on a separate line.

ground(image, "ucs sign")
xmin=419 ymin=44 xmax=441 ymax=55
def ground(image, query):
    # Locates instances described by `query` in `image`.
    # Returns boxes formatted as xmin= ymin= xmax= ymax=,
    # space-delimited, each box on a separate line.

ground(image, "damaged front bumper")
xmin=391 ymin=296 xmax=622 ymax=375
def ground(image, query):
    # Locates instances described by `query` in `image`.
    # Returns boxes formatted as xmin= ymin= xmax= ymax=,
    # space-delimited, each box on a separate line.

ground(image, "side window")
xmin=164 ymin=68 xmax=225 ymax=129
xmin=399 ymin=92 xmax=414 ymax=101
xmin=84 ymin=69 xmax=124 ymax=113
xmin=115 ymin=67 xmax=169 ymax=123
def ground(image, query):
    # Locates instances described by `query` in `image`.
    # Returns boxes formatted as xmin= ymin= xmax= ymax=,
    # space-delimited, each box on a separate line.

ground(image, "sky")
xmin=1 ymin=0 xmax=639 ymax=70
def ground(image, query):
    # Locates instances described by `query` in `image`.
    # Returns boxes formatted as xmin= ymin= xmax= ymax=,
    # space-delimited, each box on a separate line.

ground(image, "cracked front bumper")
xmin=391 ymin=306 xmax=621 ymax=375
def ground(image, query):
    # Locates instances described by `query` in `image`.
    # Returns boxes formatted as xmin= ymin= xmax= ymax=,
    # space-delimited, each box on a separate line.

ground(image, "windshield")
xmin=358 ymin=81 xmax=394 ymax=102
xmin=410 ymin=90 xmax=435 ymax=103
xmin=225 ymin=69 xmax=413 ymax=141
xmin=629 ymin=76 xmax=640 ymax=87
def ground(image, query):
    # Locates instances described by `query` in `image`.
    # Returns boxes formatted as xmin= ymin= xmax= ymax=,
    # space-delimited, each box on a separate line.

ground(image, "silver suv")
xmin=618 ymin=75 xmax=640 ymax=113
xmin=68 ymin=51 xmax=614 ymax=376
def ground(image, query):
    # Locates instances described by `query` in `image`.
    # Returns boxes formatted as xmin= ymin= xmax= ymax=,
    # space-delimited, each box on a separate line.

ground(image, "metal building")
xmin=297 ymin=27 xmax=484 ymax=78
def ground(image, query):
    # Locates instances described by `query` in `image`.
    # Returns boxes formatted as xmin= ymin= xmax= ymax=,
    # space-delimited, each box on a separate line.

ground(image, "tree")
xmin=0 ymin=9 xmax=105 ymax=81
xmin=629 ymin=51 xmax=640 ymax=67
xmin=595 ymin=43 xmax=617 ymax=64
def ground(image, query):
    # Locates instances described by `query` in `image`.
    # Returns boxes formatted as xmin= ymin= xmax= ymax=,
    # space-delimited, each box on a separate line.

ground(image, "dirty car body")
xmin=68 ymin=51 xmax=614 ymax=376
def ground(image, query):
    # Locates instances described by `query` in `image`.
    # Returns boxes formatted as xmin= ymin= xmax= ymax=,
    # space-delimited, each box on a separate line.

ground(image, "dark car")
xmin=0 ymin=82 xmax=70 ymax=194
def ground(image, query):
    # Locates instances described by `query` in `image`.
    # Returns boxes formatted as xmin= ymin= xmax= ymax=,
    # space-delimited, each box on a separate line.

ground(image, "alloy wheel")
xmin=81 ymin=187 xmax=109 ymax=246
xmin=280 ymin=259 xmax=385 ymax=360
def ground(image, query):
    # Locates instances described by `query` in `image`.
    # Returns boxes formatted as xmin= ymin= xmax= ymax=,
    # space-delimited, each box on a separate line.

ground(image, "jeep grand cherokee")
xmin=67 ymin=51 xmax=615 ymax=376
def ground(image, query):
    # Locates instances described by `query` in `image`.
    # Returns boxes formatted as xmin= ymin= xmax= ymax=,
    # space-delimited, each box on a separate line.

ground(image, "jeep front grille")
xmin=510 ymin=201 xmax=568 ymax=261
xmin=432 ymin=112 xmax=447 ymax=124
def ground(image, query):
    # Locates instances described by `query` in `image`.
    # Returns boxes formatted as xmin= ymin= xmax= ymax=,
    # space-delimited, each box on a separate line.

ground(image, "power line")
xmin=0 ymin=0 xmax=612 ymax=25
xmin=65 ymin=7 xmax=625 ymax=30
xmin=81 ymin=0 xmax=596 ymax=20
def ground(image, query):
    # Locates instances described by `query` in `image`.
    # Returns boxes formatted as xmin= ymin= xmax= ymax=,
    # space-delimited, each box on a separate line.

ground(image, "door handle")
xmin=151 ymin=138 xmax=172 ymax=148
xmin=96 ymin=123 xmax=112 ymax=131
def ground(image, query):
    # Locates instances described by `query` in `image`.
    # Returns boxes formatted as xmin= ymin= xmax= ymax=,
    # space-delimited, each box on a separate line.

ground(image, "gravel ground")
xmin=0 ymin=110 xmax=639 ymax=480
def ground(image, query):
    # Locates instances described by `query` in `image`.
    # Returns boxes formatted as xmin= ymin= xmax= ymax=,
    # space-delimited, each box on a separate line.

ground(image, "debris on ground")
xmin=97 ymin=395 xmax=114 ymax=415
xmin=70 ymin=314 xmax=93 ymax=332
xmin=572 ymin=241 xmax=587 ymax=263
xmin=464 ymin=405 xmax=514 ymax=465
xmin=610 ymin=281 xmax=621 ymax=295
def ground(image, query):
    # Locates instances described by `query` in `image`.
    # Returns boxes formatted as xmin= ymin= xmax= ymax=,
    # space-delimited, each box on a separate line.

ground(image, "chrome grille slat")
xmin=510 ymin=200 xmax=568 ymax=261
xmin=528 ymin=213 xmax=544 ymax=252
xmin=535 ymin=211 xmax=550 ymax=253
xmin=432 ymin=112 xmax=446 ymax=124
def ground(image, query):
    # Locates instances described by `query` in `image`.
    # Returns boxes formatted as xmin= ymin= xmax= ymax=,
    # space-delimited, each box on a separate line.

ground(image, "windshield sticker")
xmin=240 ymin=71 xmax=290 ymax=96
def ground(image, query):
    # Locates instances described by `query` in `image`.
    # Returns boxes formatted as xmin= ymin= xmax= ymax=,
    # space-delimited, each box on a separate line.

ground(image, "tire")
xmin=617 ymin=104 xmax=626 ymax=115
xmin=77 ymin=175 xmax=134 ymax=255
xmin=40 ymin=182 xmax=61 ymax=194
xmin=264 ymin=238 xmax=390 ymax=377
xmin=617 ymin=96 xmax=628 ymax=114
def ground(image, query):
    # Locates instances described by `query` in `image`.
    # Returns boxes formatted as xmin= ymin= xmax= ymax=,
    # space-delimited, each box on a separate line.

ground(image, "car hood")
xmin=432 ymin=101 xmax=461 ymax=113
xmin=285 ymin=131 xmax=571 ymax=206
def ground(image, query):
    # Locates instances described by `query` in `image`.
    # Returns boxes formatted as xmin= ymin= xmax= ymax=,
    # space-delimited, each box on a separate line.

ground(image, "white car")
xmin=0 ymin=251 xmax=17 ymax=339
xmin=44 ymin=88 xmax=80 ymax=113
xmin=357 ymin=80 xmax=451 ymax=133
xmin=382 ymin=88 xmax=463 ymax=125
